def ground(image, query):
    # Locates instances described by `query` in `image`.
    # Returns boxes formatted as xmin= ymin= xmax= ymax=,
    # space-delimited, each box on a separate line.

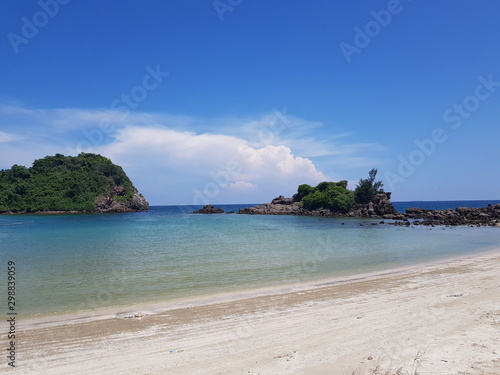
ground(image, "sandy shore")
xmin=3 ymin=250 xmax=500 ymax=374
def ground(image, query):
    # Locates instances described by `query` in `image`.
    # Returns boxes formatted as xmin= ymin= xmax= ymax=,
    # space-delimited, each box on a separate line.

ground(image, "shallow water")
xmin=1 ymin=203 xmax=499 ymax=317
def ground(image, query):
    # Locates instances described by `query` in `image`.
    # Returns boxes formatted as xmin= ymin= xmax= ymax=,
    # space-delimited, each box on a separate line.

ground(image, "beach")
xmin=6 ymin=249 xmax=500 ymax=375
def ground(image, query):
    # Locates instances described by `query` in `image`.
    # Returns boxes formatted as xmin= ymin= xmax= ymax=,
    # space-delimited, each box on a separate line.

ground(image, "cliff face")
xmin=0 ymin=153 xmax=149 ymax=214
xmin=239 ymin=192 xmax=399 ymax=218
xmin=95 ymin=189 xmax=150 ymax=213
xmin=127 ymin=193 xmax=150 ymax=212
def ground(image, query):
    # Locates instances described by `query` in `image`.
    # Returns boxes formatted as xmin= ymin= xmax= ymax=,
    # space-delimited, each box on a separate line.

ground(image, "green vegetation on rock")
xmin=295 ymin=180 xmax=354 ymax=212
xmin=0 ymin=153 xmax=142 ymax=213
xmin=293 ymin=169 xmax=385 ymax=212
xmin=353 ymin=168 xmax=384 ymax=204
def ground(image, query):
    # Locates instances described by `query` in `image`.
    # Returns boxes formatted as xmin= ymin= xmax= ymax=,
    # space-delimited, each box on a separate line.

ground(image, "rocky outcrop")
xmin=344 ymin=193 xmax=401 ymax=218
xmin=95 ymin=188 xmax=150 ymax=213
xmin=193 ymin=205 xmax=225 ymax=214
xmin=395 ymin=204 xmax=500 ymax=227
xmin=238 ymin=193 xmax=400 ymax=218
xmin=127 ymin=193 xmax=150 ymax=211
xmin=239 ymin=194 xmax=500 ymax=226
xmin=238 ymin=196 xmax=302 ymax=215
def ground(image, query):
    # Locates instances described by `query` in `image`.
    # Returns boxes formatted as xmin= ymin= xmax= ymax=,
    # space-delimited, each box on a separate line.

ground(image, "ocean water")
xmin=1 ymin=202 xmax=499 ymax=318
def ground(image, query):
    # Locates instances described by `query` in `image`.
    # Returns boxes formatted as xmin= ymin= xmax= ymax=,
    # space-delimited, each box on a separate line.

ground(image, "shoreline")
xmin=0 ymin=209 xmax=148 ymax=215
xmin=9 ymin=248 xmax=500 ymax=374
xmin=6 ymin=249 xmax=500 ymax=374
xmin=19 ymin=246 xmax=500 ymax=325
xmin=19 ymin=246 xmax=499 ymax=327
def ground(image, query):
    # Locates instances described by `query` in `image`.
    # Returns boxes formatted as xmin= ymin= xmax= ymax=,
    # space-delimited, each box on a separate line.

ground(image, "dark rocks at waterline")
xmin=237 ymin=193 xmax=500 ymax=227
xmin=391 ymin=204 xmax=500 ymax=227
xmin=238 ymin=195 xmax=302 ymax=216
xmin=192 ymin=205 xmax=225 ymax=214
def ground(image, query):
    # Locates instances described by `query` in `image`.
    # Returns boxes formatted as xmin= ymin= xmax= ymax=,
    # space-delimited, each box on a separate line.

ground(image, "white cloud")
xmin=96 ymin=126 xmax=327 ymax=204
xmin=0 ymin=104 xmax=193 ymax=132
xmin=229 ymin=181 xmax=256 ymax=191
xmin=211 ymin=108 xmax=383 ymax=167
xmin=0 ymin=105 xmax=385 ymax=204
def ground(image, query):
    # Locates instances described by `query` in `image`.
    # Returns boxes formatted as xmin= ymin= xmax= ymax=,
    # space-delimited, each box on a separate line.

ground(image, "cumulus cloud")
xmin=96 ymin=126 xmax=327 ymax=204
xmin=0 ymin=105 xmax=384 ymax=204
xmin=210 ymin=107 xmax=383 ymax=166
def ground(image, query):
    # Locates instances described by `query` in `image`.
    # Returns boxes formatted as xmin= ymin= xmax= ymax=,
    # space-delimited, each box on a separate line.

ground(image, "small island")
xmin=195 ymin=169 xmax=500 ymax=227
xmin=193 ymin=204 xmax=225 ymax=214
xmin=239 ymin=169 xmax=399 ymax=218
xmin=0 ymin=153 xmax=149 ymax=214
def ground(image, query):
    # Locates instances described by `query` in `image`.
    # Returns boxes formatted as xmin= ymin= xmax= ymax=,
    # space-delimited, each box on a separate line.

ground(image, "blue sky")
xmin=1 ymin=0 xmax=499 ymax=205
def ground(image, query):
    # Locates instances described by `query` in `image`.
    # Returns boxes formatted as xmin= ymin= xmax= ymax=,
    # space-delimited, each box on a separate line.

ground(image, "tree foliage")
xmin=295 ymin=180 xmax=355 ymax=212
xmin=0 ymin=153 xmax=137 ymax=212
xmin=294 ymin=184 xmax=314 ymax=201
xmin=294 ymin=170 xmax=383 ymax=212
xmin=354 ymin=168 xmax=384 ymax=204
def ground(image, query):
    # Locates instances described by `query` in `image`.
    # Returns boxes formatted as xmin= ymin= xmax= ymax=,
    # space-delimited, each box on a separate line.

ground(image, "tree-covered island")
xmin=0 ymin=153 xmax=149 ymax=214
xmin=239 ymin=168 xmax=397 ymax=217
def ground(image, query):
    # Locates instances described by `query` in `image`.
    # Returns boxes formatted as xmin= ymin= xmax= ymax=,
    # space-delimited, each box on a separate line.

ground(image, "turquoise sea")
xmin=1 ymin=201 xmax=499 ymax=318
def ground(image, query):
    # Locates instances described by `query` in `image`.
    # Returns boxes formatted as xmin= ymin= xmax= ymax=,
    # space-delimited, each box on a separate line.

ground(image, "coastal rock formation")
xmin=345 ymin=192 xmax=400 ymax=218
xmin=239 ymin=194 xmax=500 ymax=226
xmin=96 ymin=191 xmax=150 ymax=213
xmin=238 ymin=195 xmax=301 ymax=215
xmin=238 ymin=192 xmax=400 ymax=218
xmin=128 ymin=193 xmax=150 ymax=211
xmin=193 ymin=205 xmax=225 ymax=214
xmin=397 ymin=204 xmax=500 ymax=227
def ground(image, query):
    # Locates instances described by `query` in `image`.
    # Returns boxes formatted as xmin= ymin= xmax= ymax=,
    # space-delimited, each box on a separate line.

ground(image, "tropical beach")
xmin=2 ymin=199 xmax=500 ymax=374
xmin=7 ymin=249 xmax=500 ymax=375
xmin=3 ymin=2 xmax=500 ymax=374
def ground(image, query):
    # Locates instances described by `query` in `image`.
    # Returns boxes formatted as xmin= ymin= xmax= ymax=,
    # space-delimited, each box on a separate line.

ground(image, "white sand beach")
xmin=5 ymin=250 xmax=500 ymax=375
